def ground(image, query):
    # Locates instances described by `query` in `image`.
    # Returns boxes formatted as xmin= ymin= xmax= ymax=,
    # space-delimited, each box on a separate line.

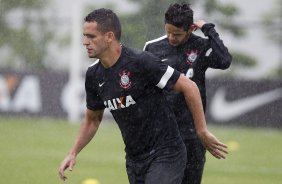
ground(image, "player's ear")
xmin=105 ymin=32 xmax=115 ymax=42
xmin=189 ymin=24 xmax=197 ymax=32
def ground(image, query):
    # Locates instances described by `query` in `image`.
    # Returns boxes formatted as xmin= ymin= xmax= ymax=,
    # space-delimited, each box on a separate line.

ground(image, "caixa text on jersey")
xmin=104 ymin=95 xmax=136 ymax=111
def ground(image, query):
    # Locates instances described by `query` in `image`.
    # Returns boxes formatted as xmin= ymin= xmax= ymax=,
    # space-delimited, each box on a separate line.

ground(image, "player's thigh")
xmin=185 ymin=138 xmax=206 ymax=168
xmin=182 ymin=138 xmax=206 ymax=184
xmin=182 ymin=165 xmax=204 ymax=184
xmin=126 ymin=159 xmax=146 ymax=184
xmin=145 ymin=148 xmax=186 ymax=184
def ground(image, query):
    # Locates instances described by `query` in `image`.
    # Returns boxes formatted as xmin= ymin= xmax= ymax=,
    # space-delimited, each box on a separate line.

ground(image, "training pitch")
xmin=0 ymin=117 xmax=281 ymax=184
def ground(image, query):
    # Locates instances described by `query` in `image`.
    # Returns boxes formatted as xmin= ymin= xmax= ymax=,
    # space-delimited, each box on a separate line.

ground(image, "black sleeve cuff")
xmin=165 ymin=69 xmax=181 ymax=91
xmin=201 ymin=23 xmax=216 ymax=36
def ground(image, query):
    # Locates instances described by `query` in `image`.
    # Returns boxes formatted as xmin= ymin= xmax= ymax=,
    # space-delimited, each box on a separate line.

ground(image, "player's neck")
xmin=100 ymin=42 xmax=122 ymax=69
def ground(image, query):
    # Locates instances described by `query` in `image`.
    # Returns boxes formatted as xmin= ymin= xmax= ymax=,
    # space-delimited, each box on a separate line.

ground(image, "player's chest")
xmin=96 ymin=64 xmax=147 ymax=101
xmin=160 ymin=47 xmax=205 ymax=78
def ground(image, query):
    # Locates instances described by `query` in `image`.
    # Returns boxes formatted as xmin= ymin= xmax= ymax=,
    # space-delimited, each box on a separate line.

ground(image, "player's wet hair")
xmin=165 ymin=3 xmax=193 ymax=31
xmin=85 ymin=8 xmax=121 ymax=40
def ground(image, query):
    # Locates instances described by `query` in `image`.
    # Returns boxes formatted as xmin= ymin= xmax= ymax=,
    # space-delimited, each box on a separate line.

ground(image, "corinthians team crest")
xmin=119 ymin=70 xmax=132 ymax=89
xmin=186 ymin=49 xmax=198 ymax=64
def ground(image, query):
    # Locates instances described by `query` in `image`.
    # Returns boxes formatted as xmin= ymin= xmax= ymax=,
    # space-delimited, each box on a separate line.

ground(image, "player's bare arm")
xmin=190 ymin=20 xmax=206 ymax=32
xmin=193 ymin=20 xmax=206 ymax=29
xmin=173 ymin=74 xmax=207 ymax=132
xmin=173 ymin=74 xmax=228 ymax=159
xmin=59 ymin=109 xmax=104 ymax=181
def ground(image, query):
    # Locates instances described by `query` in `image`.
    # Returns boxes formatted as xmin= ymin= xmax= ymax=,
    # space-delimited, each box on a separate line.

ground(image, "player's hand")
xmin=192 ymin=20 xmax=206 ymax=31
xmin=197 ymin=130 xmax=228 ymax=159
xmin=59 ymin=154 xmax=76 ymax=181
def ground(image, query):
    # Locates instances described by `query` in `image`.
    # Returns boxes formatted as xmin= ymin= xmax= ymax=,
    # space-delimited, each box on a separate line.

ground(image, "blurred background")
xmin=0 ymin=0 xmax=281 ymax=184
xmin=0 ymin=0 xmax=281 ymax=125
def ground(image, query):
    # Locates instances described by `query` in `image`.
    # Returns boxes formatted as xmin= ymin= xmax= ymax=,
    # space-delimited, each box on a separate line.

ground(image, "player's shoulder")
xmin=86 ymin=59 xmax=100 ymax=76
xmin=143 ymin=35 xmax=168 ymax=50
xmin=189 ymin=33 xmax=207 ymax=44
xmin=122 ymin=46 xmax=160 ymax=73
xmin=124 ymin=46 xmax=143 ymax=56
xmin=88 ymin=59 xmax=100 ymax=69
xmin=123 ymin=46 xmax=156 ymax=61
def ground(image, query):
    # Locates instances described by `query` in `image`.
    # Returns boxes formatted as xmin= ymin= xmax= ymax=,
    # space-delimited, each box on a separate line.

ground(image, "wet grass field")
xmin=0 ymin=117 xmax=281 ymax=184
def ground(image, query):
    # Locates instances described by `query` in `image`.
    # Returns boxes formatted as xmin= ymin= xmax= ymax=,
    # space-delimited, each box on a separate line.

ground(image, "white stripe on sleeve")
xmin=143 ymin=35 xmax=167 ymax=51
xmin=156 ymin=66 xmax=174 ymax=89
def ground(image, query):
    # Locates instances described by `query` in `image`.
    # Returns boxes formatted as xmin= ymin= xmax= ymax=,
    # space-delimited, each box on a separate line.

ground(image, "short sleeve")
xmin=140 ymin=51 xmax=180 ymax=91
xmin=85 ymin=68 xmax=105 ymax=111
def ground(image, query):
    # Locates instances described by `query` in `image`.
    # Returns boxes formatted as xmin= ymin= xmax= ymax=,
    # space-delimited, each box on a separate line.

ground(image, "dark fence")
xmin=1 ymin=70 xmax=281 ymax=128
xmin=206 ymin=78 xmax=282 ymax=128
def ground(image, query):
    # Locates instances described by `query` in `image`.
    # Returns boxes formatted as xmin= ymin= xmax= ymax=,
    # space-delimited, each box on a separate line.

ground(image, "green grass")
xmin=0 ymin=117 xmax=281 ymax=184
xmin=202 ymin=126 xmax=282 ymax=184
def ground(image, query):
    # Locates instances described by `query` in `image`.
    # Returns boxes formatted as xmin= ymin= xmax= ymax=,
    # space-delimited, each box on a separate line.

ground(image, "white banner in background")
xmin=0 ymin=75 xmax=41 ymax=113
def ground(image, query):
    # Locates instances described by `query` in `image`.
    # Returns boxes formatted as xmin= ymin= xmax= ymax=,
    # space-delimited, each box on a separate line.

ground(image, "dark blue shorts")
xmin=126 ymin=142 xmax=187 ymax=184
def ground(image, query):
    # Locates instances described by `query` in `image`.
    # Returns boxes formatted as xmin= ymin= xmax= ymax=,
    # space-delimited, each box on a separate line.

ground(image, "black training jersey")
xmin=85 ymin=46 xmax=182 ymax=158
xmin=144 ymin=23 xmax=232 ymax=140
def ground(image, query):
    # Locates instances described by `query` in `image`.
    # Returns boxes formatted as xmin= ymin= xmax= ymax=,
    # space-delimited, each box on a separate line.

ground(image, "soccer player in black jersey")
xmin=144 ymin=3 xmax=232 ymax=184
xmin=59 ymin=8 xmax=228 ymax=184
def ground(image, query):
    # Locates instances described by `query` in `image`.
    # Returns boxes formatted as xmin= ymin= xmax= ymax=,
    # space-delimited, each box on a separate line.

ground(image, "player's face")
xmin=83 ymin=21 xmax=110 ymax=58
xmin=165 ymin=23 xmax=191 ymax=47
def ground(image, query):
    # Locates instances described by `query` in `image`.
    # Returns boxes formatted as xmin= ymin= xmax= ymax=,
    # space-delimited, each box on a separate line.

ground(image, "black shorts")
xmin=182 ymin=137 xmax=206 ymax=184
xmin=126 ymin=142 xmax=187 ymax=184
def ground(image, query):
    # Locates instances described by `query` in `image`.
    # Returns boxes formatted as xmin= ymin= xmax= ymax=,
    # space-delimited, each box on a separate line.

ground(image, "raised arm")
xmin=194 ymin=20 xmax=232 ymax=69
xmin=59 ymin=109 xmax=104 ymax=181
